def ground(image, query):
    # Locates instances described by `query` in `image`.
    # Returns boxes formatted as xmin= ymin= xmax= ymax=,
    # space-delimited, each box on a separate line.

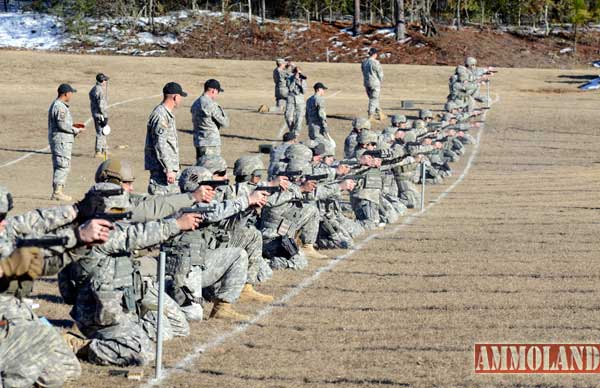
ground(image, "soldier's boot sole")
xmin=238 ymin=284 xmax=274 ymax=304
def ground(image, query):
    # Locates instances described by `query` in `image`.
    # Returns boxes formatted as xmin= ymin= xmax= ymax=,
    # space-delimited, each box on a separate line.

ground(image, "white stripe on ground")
xmin=0 ymin=94 xmax=161 ymax=169
xmin=143 ymin=94 xmax=499 ymax=387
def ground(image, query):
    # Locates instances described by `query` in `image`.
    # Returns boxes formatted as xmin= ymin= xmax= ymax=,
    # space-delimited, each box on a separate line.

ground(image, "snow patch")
xmin=0 ymin=12 xmax=64 ymax=49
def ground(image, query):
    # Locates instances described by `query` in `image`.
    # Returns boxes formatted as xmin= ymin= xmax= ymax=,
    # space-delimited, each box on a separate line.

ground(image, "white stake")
xmin=420 ymin=162 xmax=426 ymax=211
xmin=155 ymin=251 xmax=166 ymax=379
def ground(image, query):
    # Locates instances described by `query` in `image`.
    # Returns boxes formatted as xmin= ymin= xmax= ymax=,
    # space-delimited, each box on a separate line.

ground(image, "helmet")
xmin=442 ymin=113 xmax=454 ymax=122
xmin=284 ymin=144 xmax=312 ymax=162
xmin=419 ymin=109 xmax=433 ymax=119
xmin=95 ymin=159 xmax=135 ymax=184
xmin=465 ymin=56 xmax=477 ymax=66
xmin=445 ymin=101 xmax=458 ymax=112
xmin=391 ymin=114 xmax=407 ymax=125
xmin=233 ymin=155 xmax=266 ymax=177
xmin=197 ymin=155 xmax=227 ymax=174
xmin=352 ymin=117 xmax=371 ymax=130
xmin=0 ymin=185 xmax=14 ymax=216
xmin=178 ymin=166 xmax=213 ymax=193
xmin=286 ymin=159 xmax=311 ymax=176
xmin=84 ymin=182 xmax=130 ymax=214
xmin=382 ymin=126 xmax=397 ymax=137
xmin=358 ymin=130 xmax=379 ymax=145
xmin=413 ymin=120 xmax=426 ymax=130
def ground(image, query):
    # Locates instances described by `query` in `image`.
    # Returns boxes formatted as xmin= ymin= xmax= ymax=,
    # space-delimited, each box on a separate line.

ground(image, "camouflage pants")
xmin=297 ymin=202 xmax=320 ymax=244
xmin=397 ymin=177 xmax=421 ymax=209
xmin=196 ymin=248 xmax=248 ymax=303
xmin=365 ymin=86 xmax=381 ymax=116
xmin=379 ymin=194 xmax=404 ymax=225
xmin=0 ymin=296 xmax=81 ymax=388
xmin=227 ymin=225 xmax=272 ymax=284
xmin=460 ymin=132 xmax=477 ymax=145
xmin=147 ymin=171 xmax=180 ymax=195
xmin=285 ymin=97 xmax=305 ymax=134
xmin=308 ymin=124 xmax=327 ymax=142
xmin=94 ymin=118 xmax=107 ymax=153
xmin=351 ymin=197 xmax=381 ymax=230
xmin=316 ymin=211 xmax=354 ymax=249
xmin=139 ymin=280 xmax=190 ymax=340
xmin=51 ymin=140 xmax=73 ymax=187
xmin=195 ymin=145 xmax=221 ymax=161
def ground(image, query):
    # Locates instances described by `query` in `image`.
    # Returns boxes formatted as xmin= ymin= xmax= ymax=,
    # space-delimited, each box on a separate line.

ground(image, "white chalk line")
xmin=0 ymin=94 xmax=161 ymax=169
xmin=143 ymin=96 xmax=498 ymax=387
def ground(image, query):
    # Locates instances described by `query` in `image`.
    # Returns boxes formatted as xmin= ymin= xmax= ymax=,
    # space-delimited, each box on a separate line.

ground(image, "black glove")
xmin=101 ymin=117 xmax=109 ymax=127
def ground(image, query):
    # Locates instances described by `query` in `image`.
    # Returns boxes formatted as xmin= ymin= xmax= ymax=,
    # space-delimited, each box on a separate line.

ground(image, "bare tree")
xmin=353 ymin=0 xmax=361 ymax=35
xmin=395 ymin=0 xmax=406 ymax=40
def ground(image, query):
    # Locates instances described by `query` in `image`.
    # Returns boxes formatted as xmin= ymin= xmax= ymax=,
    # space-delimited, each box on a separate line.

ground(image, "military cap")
xmin=204 ymin=79 xmax=224 ymax=93
xmin=352 ymin=117 xmax=371 ymax=130
xmin=358 ymin=130 xmax=379 ymax=145
xmin=391 ymin=114 xmax=407 ymax=125
xmin=234 ymin=155 xmax=266 ymax=177
xmin=313 ymin=82 xmax=328 ymax=91
xmin=163 ymin=82 xmax=187 ymax=97
xmin=282 ymin=132 xmax=297 ymax=142
xmin=368 ymin=47 xmax=378 ymax=56
xmin=0 ymin=185 xmax=14 ymax=216
xmin=197 ymin=155 xmax=228 ymax=174
xmin=95 ymin=159 xmax=135 ymax=184
xmin=179 ymin=166 xmax=213 ymax=193
xmin=58 ymin=83 xmax=76 ymax=94
xmin=96 ymin=73 xmax=110 ymax=82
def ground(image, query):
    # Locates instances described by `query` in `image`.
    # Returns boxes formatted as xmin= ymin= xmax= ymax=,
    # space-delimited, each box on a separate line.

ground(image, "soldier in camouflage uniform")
xmin=162 ymin=166 xmax=271 ymax=322
xmin=273 ymin=58 xmax=291 ymax=111
xmin=285 ymin=66 xmax=308 ymax=134
xmin=465 ymin=57 xmax=495 ymax=106
xmin=361 ymin=48 xmax=386 ymax=121
xmin=344 ymin=117 xmax=371 ymax=159
xmin=89 ymin=73 xmax=110 ymax=158
xmin=191 ymin=79 xmax=229 ymax=160
xmin=145 ymin=82 xmax=187 ymax=195
xmin=305 ymin=82 xmax=330 ymax=143
xmin=48 ymin=83 xmax=87 ymax=202
xmin=268 ymin=131 xmax=297 ymax=179
xmin=58 ymin=183 xmax=201 ymax=366
xmin=0 ymin=185 xmax=115 ymax=388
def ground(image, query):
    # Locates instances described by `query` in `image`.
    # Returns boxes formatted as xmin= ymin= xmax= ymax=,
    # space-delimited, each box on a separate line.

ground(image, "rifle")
xmin=16 ymin=236 xmax=69 ymax=248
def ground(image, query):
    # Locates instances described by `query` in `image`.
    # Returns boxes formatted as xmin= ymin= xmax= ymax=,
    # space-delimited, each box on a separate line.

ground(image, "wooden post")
xmin=353 ymin=0 xmax=361 ymax=36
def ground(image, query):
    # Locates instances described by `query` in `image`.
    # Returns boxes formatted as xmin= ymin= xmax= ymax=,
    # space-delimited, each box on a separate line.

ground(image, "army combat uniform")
xmin=306 ymin=93 xmax=329 ymax=142
xmin=89 ymin=82 xmax=109 ymax=154
xmin=191 ymin=94 xmax=229 ymax=159
xmin=361 ymin=57 xmax=384 ymax=118
xmin=273 ymin=64 xmax=290 ymax=110
xmin=285 ymin=74 xmax=307 ymax=134
xmin=48 ymin=99 xmax=81 ymax=197
xmin=144 ymin=103 xmax=181 ymax=195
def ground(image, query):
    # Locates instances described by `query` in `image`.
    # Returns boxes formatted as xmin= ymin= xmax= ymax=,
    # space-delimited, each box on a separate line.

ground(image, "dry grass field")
xmin=0 ymin=50 xmax=599 ymax=387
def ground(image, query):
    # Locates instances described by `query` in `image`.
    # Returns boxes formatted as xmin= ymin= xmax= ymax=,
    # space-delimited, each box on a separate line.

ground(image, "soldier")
xmin=273 ymin=58 xmax=291 ymax=111
xmin=0 ymin=185 xmax=113 ymax=388
xmin=344 ymin=117 xmax=371 ymax=159
xmin=306 ymin=82 xmax=329 ymax=142
xmin=89 ymin=73 xmax=110 ymax=158
xmin=268 ymin=131 xmax=297 ymax=179
xmin=361 ymin=48 xmax=385 ymax=121
xmin=285 ymin=65 xmax=308 ymax=134
xmin=145 ymin=82 xmax=187 ymax=195
xmin=191 ymin=79 xmax=229 ymax=160
xmin=162 ymin=166 xmax=271 ymax=322
xmin=48 ymin=83 xmax=86 ymax=201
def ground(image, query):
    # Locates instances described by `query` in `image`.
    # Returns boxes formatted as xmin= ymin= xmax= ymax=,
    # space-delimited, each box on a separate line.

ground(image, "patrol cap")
xmin=197 ymin=155 xmax=228 ymax=174
xmin=368 ymin=47 xmax=378 ymax=56
xmin=204 ymin=79 xmax=224 ymax=93
xmin=163 ymin=82 xmax=188 ymax=97
xmin=276 ymin=58 xmax=286 ymax=65
xmin=179 ymin=166 xmax=214 ymax=193
xmin=391 ymin=114 xmax=407 ymax=125
xmin=234 ymin=155 xmax=266 ymax=177
xmin=313 ymin=82 xmax=328 ymax=91
xmin=96 ymin=73 xmax=110 ymax=82
xmin=95 ymin=159 xmax=135 ymax=184
xmin=0 ymin=185 xmax=14 ymax=216
xmin=282 ymin=132 xmax=297 ymax=142
xmin=58 ymin=83 xmax=77 ymax=94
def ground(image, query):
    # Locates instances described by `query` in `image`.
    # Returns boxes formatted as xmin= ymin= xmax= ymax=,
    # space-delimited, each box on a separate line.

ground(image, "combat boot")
xmin=94 ymin=151 xmax=104 ymax=159
xmin=63 ymin=331 xmax=91 ymax=357
xmin=51 ymin=185 xmax=72 ymax=201
xmin=378 ymin=110 xmax=387 ymax=121
xmin=209 ymin=300 xmax=250 ymax=322
xmin=301 ymin=243 xmax=328 ymax=259
xmin=368 ymin=114 xmax=378 ymax=123
xmin=239 ymin=284 xmax=274 ymax=304
xmin=257 ymin=104 xmax=269 ymax=113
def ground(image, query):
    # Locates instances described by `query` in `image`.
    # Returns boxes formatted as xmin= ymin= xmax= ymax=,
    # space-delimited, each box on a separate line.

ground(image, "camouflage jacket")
xmin=273 ymin=67 xmax=290 ymax=98
xmin=306 ymin=94 xmax=328 ymax=130
xmin=89 ymin=82 xmax=108 ymax=119
xmin=191 ymin=94 xmax=229 ymax=147
xmin=48 ymin=99 xmax=75 ymax=144
xmin=144 ymin=103 xmax=180 ymax=173
xmin=286 ymin=75 xmax=307 ymax=102
xmin=361 ymin=58 xmax=383 ymax=88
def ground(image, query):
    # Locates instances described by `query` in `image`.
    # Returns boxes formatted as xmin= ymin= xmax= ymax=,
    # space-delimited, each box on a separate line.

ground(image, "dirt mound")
xmin=169 ymin=16 xmax=600 ymax=68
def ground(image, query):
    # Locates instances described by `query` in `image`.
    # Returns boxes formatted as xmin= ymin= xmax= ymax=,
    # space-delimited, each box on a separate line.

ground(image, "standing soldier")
xmin=191 ymin=79 xmax=229 ymax=160
xmin=305 ymin=82 xmax=329 ymax=143
xmin=48 ymin=83 xmax=86 ymax=201
xmin=144 ymin=82 xmax=187 ymax=195
xmin=273 ymin=58 xmax=290 ymax=112
xmin=285 ymin=66 xmax=307 ymax=135
xmin=361 ymin=48 xmax=385 ymax=122
xmin=89 ymin=73 xmax=110 ymax=158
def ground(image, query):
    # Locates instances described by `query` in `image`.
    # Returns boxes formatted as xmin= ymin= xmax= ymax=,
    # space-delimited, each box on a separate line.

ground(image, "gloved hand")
xmin=0 ymin=247 xmax=44 ymax=279
xmin=101 ymin=117 xmax=109 ymax=127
